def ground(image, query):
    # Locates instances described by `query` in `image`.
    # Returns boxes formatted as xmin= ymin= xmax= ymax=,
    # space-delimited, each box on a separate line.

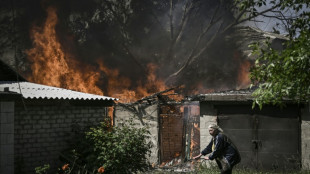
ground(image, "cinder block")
xmin=22 ymin=114 xmax=31 ymax=120
xmin=42 ymin=124 xmax=51 ymax=129
xmin=18 ymin=129 xmax=27 ymax=134
xmin=23 ymin=125 xmax=32 ymax=129
xmin=37 ymin=129 xmax=46 ymax=133
xmin=67 ymin=114 xmax=74 ymax=118
xmin=49 ymin=120 xmax=56 ymax=124
xmin=52 ymin=124 xmax=60 ymax=128
xmin=38 ymin=110 xmax=47 ymax=115
xmin=56 ymin=119 xmax=64 ymax=123
xmin=27 ymin=129 xmax=36 ymax=134
xmin=81 ymin=109 xmax=89 ymax=114
xmin=33 ymin=125 xmax=42 ymax=129
xmin=42 ymin=115 xmax=50 ymax=120
xmin=73 ymin=110 xmax=82 ymax=114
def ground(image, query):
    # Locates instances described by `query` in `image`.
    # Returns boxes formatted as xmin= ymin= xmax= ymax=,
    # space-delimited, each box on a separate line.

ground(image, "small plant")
xmin=35 ymin=164 xmax=50 ymax=174
xmin=63 ymin=117 xmax=152 ymax=173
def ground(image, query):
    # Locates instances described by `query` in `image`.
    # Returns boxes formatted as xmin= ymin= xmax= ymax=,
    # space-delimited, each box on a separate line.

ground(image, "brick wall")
xmin=14 ymin=103 xmax=108 ymax=173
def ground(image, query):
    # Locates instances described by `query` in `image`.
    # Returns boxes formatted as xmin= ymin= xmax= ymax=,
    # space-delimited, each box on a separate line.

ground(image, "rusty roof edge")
xmin=185 ymin=87 xmax=256 ymax=102
xmin=192 ymin=93 xmax=253 ymax=102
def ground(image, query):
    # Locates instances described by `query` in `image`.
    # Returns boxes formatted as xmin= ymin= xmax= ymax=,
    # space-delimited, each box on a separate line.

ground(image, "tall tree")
xmin=0 ymin=0 xmax=43 ymax=65
xmin=63 ymin=0 xmax=292 ymax=90
xmin=2 ymin=0 xmax=306 ymax=95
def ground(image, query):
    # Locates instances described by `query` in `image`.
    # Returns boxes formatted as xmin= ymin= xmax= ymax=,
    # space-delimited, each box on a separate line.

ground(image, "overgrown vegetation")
xmin=141 ymin=163 xmax=309 ymax=174
xmin=250 ymin=0 xmax=310 ymax=108
xmin=60 ymin=118 xmax=152 ymax=174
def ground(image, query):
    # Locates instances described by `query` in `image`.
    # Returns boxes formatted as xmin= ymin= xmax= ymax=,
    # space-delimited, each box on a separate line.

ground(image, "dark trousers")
xmin=215 ymin=160 xmax=233 ymax=174
xmin=216 ymin=159 xmax=233 ymax=174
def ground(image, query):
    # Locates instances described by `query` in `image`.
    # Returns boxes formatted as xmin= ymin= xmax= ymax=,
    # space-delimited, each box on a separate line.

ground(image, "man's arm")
xmin=193 ymin=139 xmax=213 ymax=159
xmin=201 ymin=139 xmax=213 ymax=155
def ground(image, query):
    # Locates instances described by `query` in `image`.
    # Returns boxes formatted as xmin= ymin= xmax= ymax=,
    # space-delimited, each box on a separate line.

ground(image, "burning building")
xmin=114 ymin=88 xmax=201 ymax=171
xmin=1 ymin=0 xmax=308 ymax=173
xmin=112 ymin=25 xmax=294 ymax=171
xmin=113 ymin=86 xmax=310 ymax=172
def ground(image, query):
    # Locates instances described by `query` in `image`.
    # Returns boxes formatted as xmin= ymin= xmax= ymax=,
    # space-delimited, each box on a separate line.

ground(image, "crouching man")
xmin=193 ymin=124 xmax=241 ymax=174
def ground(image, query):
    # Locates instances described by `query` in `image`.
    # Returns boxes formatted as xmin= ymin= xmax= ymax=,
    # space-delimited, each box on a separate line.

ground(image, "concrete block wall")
xmin=301 ymin=106 xmax=310 ymax=170
xmin=199 ymin=102 xmax=217 ymax=167
xmin=0 ymin=101 xmax=15 ymax=174
xmin=114 ymin=104 xmax=159 ymax=165
xmin=14 ymin=104 xmax=108 ymax=174
xmin=200 ymin=103 xmax=217 ymax=151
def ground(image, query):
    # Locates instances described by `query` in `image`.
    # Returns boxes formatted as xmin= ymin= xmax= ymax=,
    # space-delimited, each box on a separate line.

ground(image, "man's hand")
xmin=193 ymin=154 xmax=202 ymax=160
xmin=203 ymin=156 xmax=210 ymax=160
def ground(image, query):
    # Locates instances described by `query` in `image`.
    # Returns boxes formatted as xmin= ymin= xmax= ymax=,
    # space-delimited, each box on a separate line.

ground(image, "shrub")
xmin=62 ymin=118 xmax=152 ymax=174
xmin=35 ymin=164 xmax=50 ymax=174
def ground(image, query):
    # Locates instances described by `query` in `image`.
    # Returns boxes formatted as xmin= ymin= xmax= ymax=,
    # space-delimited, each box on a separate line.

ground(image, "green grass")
xmin=139 ymin=163 xmax=310 ymax=174
xmin=143 ymin=168 xmax=310 ymax=174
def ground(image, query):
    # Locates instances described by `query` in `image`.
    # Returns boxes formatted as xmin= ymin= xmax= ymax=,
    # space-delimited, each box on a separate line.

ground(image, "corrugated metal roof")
xmin=0 ymin=81 xmax=118 ymax=101
xmin=188 ymin=88 xmax=254 ymax=102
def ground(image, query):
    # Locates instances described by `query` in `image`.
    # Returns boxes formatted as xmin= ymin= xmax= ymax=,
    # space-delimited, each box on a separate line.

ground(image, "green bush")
xmin=62 ymin=118 xmax=152 ymax=174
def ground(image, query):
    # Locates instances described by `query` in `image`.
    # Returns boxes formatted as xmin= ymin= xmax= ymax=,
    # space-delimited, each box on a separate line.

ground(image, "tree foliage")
xmin=2 ymin=0 xmax=309 ymax=94
xmin=249 ymin=0 xmax=310 ymax=108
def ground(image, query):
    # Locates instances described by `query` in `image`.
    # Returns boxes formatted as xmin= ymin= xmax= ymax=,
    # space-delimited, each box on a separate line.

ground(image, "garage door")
xmin=217 ymin=105 xmax=300 ymax=171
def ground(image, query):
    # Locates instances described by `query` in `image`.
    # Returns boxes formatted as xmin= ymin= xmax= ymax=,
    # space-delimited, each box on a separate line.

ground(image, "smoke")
xmin=2 ymin=0 xmax=253 ymax=97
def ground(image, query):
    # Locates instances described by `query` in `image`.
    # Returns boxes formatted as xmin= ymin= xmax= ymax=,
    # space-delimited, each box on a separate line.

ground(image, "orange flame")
xmin=190 ymin=123 xmax=200 ymax=157
xmin=26 ymin=7 xmax=103 ymax=95
xmin=26 ymin=6 xmax=169 ymax=103
xmin=234 ymin=51 xmax=251 ymax=89
xmin=97 ymin=61 xmax=167 ymax=103
xmin=237 ymin=60 xmax=251 ymax=89
xmin=191 ymin=82 xmax=214 ymax=94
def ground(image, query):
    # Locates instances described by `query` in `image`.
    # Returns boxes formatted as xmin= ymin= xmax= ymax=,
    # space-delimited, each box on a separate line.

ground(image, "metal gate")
xmin=159 ymin=102 xmax=200 ymax=164
xmin=217 ymin=105 xmax=300 ymax=171
xmin=184 ymin=102 xmax=200 ymax=160
xmin=159 ymin=104 xmax=184 ymax=163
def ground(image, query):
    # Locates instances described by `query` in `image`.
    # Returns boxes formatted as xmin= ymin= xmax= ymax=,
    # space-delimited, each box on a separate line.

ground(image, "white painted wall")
xmin=301 ymin=105 xmax=310 ymax=170
xmin=114 ymin=103 xmax=159 ymax=165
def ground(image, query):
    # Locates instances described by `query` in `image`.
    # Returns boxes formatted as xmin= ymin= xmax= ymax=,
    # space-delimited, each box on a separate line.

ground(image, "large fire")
xmin=26 ymin=7 xmax=167 ymax=102
xmin=26 ymin=7 xmax=103 ymax=95
xmin=26 ymin=7 xmax=252 ymax=103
